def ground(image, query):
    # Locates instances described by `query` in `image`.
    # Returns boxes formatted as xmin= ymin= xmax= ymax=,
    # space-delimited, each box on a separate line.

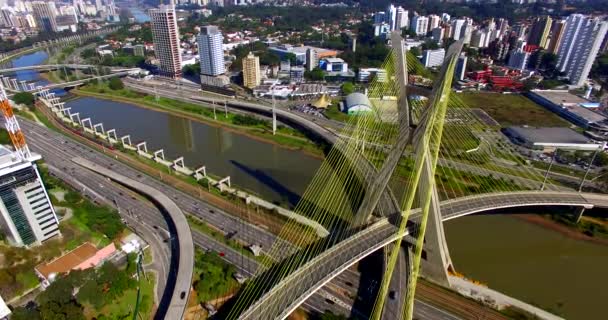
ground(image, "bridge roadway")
xmin=71 ymin=157 xmax=195 ymax=320
xmin=4 ymin=71 xmax=136 ymax=94
xmin=238 ymin=190 xmax=607 ymax=319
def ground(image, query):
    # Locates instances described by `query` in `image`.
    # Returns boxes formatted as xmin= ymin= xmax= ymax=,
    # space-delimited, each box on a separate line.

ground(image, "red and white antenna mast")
xmin=0 ymin=82 xmax=32 ymax=160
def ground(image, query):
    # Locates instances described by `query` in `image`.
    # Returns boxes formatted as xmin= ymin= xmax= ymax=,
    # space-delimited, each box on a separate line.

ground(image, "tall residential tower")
xmin=557 ymin=14 xmax=608 ymax=87
xmin=150 ymin=4 xmax=182 ymax=79
xmin=242 ymin=52 xmax=261 ymax=89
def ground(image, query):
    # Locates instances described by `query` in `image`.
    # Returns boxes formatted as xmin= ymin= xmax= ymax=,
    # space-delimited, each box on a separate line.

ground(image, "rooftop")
xmin=36 ymin=242 xmax=98 ymax=280
xmin=532 ymin=90 xmax=589 ymax=106
xmin=505 ymin=126 xmax=590 ymax=144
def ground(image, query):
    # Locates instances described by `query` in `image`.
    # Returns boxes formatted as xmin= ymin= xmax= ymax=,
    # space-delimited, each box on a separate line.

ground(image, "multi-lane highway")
xmin=19 ymin=115 xmax=471 ymax=319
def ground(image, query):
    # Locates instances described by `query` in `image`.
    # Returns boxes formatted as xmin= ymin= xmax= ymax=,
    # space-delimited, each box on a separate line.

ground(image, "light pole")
xmin=579 ymin=142 xmax=606 ymax=192
xmin=541 ymin=149 xmax=558 ymax=191
xmin=271 ymin=84 xmax=277 ymax=135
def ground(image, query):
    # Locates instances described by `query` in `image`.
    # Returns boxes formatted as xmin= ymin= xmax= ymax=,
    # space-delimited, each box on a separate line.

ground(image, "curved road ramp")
xmin=72 ymin=157 xmax=194 ymax=320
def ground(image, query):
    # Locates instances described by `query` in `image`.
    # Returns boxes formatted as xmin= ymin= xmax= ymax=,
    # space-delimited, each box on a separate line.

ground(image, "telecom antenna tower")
xmin=0 ymin=82 xmax=32 ymax=160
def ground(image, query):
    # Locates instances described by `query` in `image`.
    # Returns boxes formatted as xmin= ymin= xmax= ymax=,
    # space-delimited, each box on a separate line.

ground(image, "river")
xmin=9 ymin=51 xmax=606 ymax=319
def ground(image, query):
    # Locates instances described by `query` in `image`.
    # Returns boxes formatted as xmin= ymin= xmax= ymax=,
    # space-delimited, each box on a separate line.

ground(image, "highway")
xmin=18 ymin=114 xmax=471 ymax=319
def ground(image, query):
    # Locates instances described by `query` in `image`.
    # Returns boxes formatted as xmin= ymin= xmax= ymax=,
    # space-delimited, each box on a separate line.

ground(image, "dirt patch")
xmin=513 ymin=214 xmax=608 ymax=246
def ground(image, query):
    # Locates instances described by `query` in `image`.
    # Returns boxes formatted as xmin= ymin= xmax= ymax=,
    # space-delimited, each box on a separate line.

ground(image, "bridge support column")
xmin=418 ymin=157 xmax=453 ymax=288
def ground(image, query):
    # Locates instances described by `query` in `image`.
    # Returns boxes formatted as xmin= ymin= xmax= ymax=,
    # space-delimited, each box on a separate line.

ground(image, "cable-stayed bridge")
xmin=208 ymin=32 xmax=608 ymax=320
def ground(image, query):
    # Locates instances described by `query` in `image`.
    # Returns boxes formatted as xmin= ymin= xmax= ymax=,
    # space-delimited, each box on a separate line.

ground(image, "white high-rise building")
xmin=411 ymin=15 xmax=429 ymax=36
xmin=0 ymin=145 xmax=60 ymax=247
xmin=385 ymin=4 xmax=397 ymax=31
xmin=557 ymin=14 xmax=608 ymax=87
xmin=198 ymin=25 xmax=225 ymax=76
xmin=470 ymin=29 xmax=487 ymax=48
xmin=150 ymin=4 xmax=182 ymax=79
xmin=395 ymin=7 xmax=408 ymax=30
xmin=422 ymin=48 xmax=445 ymax=68
xmin=451 ymin=19 xmax=466 ymax=40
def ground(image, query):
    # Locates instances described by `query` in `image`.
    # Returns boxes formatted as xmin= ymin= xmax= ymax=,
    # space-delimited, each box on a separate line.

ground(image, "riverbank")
xmin=514 ymin=213 xmax=608 ymax=246
xmin=71 ymin=84 xmax=326 ymax=159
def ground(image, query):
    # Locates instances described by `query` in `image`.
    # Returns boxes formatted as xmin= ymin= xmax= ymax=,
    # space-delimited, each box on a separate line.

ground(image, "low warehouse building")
xmin=503 ymin=126 xmax=594 ymax=151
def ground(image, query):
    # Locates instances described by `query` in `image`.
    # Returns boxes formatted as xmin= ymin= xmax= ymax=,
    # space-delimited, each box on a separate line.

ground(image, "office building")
xmin=508 ymin=49 xmax=530 ymax=70
xmin=306 ymin=48 xmax=317 ymax=72
xmin=422 ymin=48 xmax=445 ymax=68
xmin=374 ymin=22 xmax=390 ymax=37
xmin=242 ymin=52 xmax=260 ymax=89
xmin=527 ymin=16 xmax=552 ymax=48
xmin=374 ymin=11 xmax=385 ymax=24
xmin=0 ymin=146 xmax=59 ymax=247
xmin=32 ymin=1 xmax=57 ymax=33
xmin=198 ymin=25 xmax=225 ymax=77
xmin=455 ymin=54 xmax=467 ymax=81
xmin=150 ymin=4 xmax=182 ymax=78
xmin=557 ymin=14 xmax=608 ymax=87
xmin=411 ymin=15 xmax=429 ymax=36
xmin=470 ymin=29 xmax=488 ymax=48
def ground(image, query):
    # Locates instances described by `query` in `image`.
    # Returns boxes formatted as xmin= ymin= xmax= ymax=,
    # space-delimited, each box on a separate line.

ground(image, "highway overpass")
xmin=72 ymin=157 xmax=194 ymax=320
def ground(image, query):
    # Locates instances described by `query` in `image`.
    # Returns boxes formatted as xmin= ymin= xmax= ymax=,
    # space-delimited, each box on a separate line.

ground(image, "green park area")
xmin=0 ymin=163 xmax=128 ymax=308
xmin=455 ymin=92 xmax=570 ymax=127
xmin=193 ymin=249 xmax=240 ymax=303
xmin=74 ymin=81 xmax=324 ymax=156
xmin=10 ymin=255 xmax=155 ymax=320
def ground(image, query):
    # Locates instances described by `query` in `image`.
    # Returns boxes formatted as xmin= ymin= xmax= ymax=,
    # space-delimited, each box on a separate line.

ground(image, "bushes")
xmin=13 ymin=92 xmax=35 ymax=107
xmin=232 ymin=114 xmax=266 ymax=127
xmin=108 ymin=77 xmax=124 ymax=90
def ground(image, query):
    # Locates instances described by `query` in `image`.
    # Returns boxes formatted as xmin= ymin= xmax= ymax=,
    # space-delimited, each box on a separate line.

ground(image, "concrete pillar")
xmin=418 ymin=152 xmax=452 ymax=287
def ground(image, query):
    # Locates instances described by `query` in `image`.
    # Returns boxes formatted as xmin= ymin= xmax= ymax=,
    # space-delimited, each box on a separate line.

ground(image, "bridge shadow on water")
xmin=229 ymin=160 xmax=301 ymax=208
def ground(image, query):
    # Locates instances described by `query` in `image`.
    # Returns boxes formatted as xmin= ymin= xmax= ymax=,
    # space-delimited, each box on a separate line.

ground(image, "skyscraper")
xmin=32 ymin=1 xmax=57 ymax=32
xmin=242 ymin=52 xmax=260 ymax=89
xmin=150 ymin=4 xmax=182 ymax=79
xmin=197 ymin=25 xmax=225 ymax=77
xmin=0 ymin=145 xmax=59 ymax=247
xmin=527 ymin=16 xmax=552 ymax=48
xmin=557 ymin=14 xmax=608 ymax=87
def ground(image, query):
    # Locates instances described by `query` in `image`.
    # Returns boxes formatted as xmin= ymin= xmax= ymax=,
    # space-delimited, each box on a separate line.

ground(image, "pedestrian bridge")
xmin=236 ymin=190 xmax=607 ymax=320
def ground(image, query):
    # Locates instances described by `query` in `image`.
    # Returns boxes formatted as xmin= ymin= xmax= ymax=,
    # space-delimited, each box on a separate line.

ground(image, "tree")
xmin=341 ymin=82 xmax=355 ymax=95
xmin=108 ymin=77 xmax=124 ymax=90
xmin=10 ymin=307 xmax=41 ymax=320
xmin=183 ymin=63 xmax=200 ymax=77
xmin=409 ymin=46 xmax=421 ymax=57
xmin=304 ymin=67 xmax=325 ymax=81
xmin=13 ymin=92 xmax=35 ymax=107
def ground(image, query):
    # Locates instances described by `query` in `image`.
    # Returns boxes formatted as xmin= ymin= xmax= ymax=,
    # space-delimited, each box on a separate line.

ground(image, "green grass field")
xmin=455 ymin=92 xmax=570 ymax=127
xmin=97 ymin=274 xmax=156 ymax=319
